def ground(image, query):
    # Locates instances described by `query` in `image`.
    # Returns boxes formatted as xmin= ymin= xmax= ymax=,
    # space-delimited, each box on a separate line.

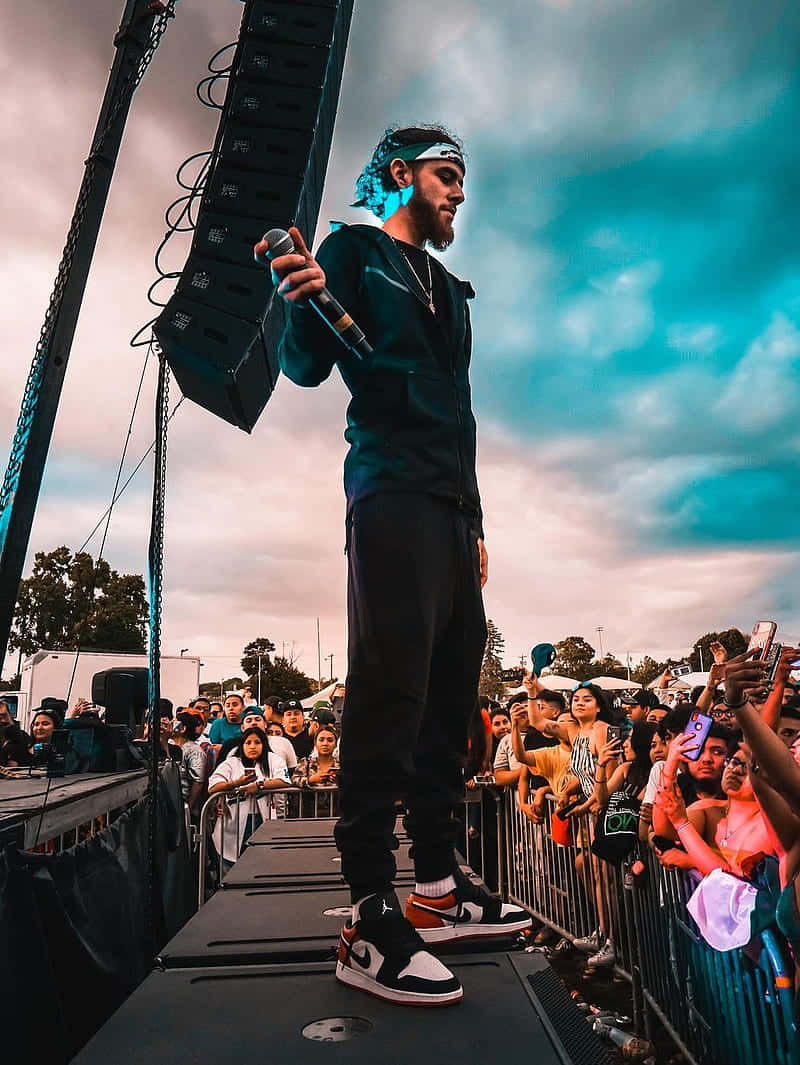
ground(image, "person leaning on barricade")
xmin=168 ymin=711 xmax=208 ymax=821
xmin=510 ymin=704 xmax=573 ymax=824
xmin=728 ymin=651 xmax=800 ymax=972
xmin=652 ymin=649 xmax=800 ymax=963
xmin=291 ymin=724 xmax=341 ymax=817
xmin=208 ymin=727 xmax=292 ymax=866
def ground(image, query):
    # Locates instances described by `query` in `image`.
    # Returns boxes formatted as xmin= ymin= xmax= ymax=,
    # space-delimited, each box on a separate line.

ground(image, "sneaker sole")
xmin=335 ymin=962 xmax=463 ymax=1006
xmin=415 ymin=916 xmax=532 ymax=944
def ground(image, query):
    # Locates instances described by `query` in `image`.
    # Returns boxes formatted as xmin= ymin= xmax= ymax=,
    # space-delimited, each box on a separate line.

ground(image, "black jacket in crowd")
xmin=277 ymin=223 xmax=483 ymax=538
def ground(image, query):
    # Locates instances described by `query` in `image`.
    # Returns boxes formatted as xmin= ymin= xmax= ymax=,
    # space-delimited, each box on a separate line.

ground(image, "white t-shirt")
xmin=209 ymin=751 xmax=290 ymax=863
xmin=267 ymin=734 xmax=297 ymax=770
xmin=643 ymin=761 xmax=665 ymax=805
xmin=493 ymin=733 xmax=521 ymax=773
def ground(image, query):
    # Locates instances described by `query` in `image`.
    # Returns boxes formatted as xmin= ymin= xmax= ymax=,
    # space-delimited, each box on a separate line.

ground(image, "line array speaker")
xmin=154 ymin=0 xmax=355 ymax=432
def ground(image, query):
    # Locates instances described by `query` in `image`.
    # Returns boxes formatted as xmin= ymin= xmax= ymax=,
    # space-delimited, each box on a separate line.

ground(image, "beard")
xmin=408 ymin=189 xmax=455 ymax=251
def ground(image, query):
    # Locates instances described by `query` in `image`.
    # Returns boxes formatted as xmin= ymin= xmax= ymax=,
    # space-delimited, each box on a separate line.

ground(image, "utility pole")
xmin=0 ymin=0 xmax=171 ymax=676
xmin=328 ymin=652 xmax=334 ymax=682
xmin=596 ymin=627 xmax=604 ymax=659
xmin=316 ymin=618 xmax=322 ymax=690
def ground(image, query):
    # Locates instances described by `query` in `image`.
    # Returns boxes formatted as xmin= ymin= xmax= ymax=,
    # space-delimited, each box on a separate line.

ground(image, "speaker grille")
xmin=526 ymin=969 xmax=611 ymax=1065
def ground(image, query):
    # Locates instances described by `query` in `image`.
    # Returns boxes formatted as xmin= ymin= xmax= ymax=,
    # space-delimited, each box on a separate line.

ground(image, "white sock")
xmin=415 ymin=875 xmax=456 ymax=897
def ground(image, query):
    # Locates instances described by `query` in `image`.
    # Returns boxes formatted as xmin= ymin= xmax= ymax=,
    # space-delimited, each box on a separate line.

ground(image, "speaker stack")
xmin=154 ymin=1 xmax=355 ymax=432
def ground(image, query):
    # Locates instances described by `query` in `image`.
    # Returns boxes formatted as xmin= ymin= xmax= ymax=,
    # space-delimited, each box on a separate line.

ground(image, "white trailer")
xmin=12 ymin=650 xmax=200 ymax=730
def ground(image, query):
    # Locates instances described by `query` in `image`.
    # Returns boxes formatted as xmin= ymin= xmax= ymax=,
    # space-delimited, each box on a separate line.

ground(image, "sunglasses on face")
xmin=726 ymin=756 xmax=748 ymax=771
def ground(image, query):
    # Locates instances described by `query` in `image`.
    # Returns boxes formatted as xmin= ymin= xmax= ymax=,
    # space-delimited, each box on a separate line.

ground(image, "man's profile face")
xmin=223 ymin=696 xmax=244 ymax=722
xmin=0 ymin=704 xmax=12 ymax=726
xmin=406 ymin=160 xmax=465 ymax=251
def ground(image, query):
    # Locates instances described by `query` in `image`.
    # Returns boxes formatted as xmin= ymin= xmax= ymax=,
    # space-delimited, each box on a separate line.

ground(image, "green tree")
xmin=689 ymin=629 xmax=747 ymax=672
xmin=589 ymin=654 xmax=627 ymax=679
xmin=241 ymin=637 xmax=276 ymax=680
xmin=479 ymin=619 xmax=506 ymax=700
xmin=553 ymin=636 xmax=596 ymax=681
xmin=257 ymin=655 xmax=314 ymax=702
xmin=631 ymin=655 xmax=668 ymax=687
xmin=10 ymin=546 xmax=147 ymax=656
xmin=240 ymin=637 xmax=313 ymax=702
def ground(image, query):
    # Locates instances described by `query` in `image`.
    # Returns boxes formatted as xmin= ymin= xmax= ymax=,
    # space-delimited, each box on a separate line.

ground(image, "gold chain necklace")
xmin=719 ymin=804 xmax=761 ymax=847
xmin=389 ymin=235 xmax=435 ymax=314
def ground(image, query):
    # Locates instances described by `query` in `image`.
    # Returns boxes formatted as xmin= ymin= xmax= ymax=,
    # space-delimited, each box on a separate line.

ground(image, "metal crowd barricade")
xmin=196 ymin=784 xmax=338 ymax=906
xmin=458 ymin=781 xmax=505 ymax=892
xmin=501 ymin=788 xmax=799 ymax=1065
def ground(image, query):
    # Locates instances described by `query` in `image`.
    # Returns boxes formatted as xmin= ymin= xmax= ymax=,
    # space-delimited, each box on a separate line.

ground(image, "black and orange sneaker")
xmin=406 ymin=868 xmax=531 ymax=944
xmin=336 ymin=892 xmax=463 ymax=1007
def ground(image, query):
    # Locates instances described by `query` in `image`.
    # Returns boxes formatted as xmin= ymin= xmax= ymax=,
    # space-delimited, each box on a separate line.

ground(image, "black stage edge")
xmin=159 ymin=882 xmax=404 ymax=967
xmin=221 ymin=838 xmax=414 ymax=888
xmin=72 ymin=953 xmax=610 ymax=1065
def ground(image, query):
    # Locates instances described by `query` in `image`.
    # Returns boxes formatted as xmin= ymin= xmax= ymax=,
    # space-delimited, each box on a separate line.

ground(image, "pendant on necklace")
xmin=428 ymin=297 xmax=436 ymax=314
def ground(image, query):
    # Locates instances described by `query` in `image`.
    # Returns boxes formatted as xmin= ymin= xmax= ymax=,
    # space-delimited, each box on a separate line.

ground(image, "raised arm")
xmin=593 ymin=737 xmax=625 ymax=806
xmin=523 ymin=672 xmax=571 ymax=742
xmin=655 ymin=786 xmax=723 ymax=877
xmin=760 ymin=646 xmax=799 ymax=732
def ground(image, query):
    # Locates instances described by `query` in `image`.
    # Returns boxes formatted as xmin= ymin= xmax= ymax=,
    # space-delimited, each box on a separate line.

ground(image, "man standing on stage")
xmin=263 ymin=126 xmax=529 ymax=1006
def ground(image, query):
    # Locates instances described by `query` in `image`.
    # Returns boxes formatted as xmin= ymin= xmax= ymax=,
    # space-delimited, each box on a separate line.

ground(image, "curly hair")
xmin=354 ymin=124 xmax=464 ymax=219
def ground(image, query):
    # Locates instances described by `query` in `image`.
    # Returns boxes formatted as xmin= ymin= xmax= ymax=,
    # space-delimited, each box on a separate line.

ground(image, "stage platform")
xmin=73 ymin=952 xmax=610 ymax=1065
xmin=77 ymin=816 xmax=610 ymax=1065
xmin=223 ymin=837 xmax=414 ymax=889
xmin=0 ymin=767 xmax=147 ymax=849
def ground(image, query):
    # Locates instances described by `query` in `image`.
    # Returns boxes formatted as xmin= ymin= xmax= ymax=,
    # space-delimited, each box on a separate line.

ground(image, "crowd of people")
xmin=4 ymin=645 xmax=799 ymax=1001
xmin=464 ymin=642 xmax=800 ymax=988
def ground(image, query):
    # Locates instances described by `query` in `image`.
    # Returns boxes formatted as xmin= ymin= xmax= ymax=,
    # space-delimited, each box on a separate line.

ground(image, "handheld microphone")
xmin=258 ymin=228 xmax=373 ymax=360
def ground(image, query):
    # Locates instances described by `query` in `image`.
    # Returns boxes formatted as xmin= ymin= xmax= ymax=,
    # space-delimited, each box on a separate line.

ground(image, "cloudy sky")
xmin=2 ymin=0 xmax=800 ymax=689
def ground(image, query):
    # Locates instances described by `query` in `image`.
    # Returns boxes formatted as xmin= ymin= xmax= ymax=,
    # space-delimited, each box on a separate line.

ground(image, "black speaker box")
xmin=157 ymin=294 xmax=279 ymax=431
xmin=154 ymin=0 xmax=354 ymax=432
xmin=72 ymin=953 xmax=611 ymax=1065
xmin=91 ymin=667 xmax=149 ymax=728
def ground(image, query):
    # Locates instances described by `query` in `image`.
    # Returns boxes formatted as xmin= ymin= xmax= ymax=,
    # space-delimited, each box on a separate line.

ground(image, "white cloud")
xmin=667 ymin=323 xmax=723 ymax=356
xmin=560 ymin=261 xmax=659 ymax=358
xmin=715 ymin=312 xmax=800 ymax=431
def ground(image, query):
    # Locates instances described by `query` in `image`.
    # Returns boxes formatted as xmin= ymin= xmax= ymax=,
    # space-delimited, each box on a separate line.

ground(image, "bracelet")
xmin=674 ymin=820 xmax=690 ymax=832
xmin=723 ymin=696 xmax=748 ymax=710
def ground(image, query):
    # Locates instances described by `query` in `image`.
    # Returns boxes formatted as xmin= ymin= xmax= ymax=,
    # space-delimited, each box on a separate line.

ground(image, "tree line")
xmin=479 ymin=621 xmax=748 ymax=700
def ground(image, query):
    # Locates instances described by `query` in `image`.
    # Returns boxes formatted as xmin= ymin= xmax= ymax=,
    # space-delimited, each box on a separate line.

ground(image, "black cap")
xmin=283 ymin=699 xmax=303 ymax=712
xmin=311 ymin=708 xmax=336 ymax=726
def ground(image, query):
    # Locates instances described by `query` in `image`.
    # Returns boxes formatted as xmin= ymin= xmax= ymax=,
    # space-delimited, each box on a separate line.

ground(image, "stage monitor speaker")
xmin=154 ymin=0 xmax=354 ymax=433
xmin=91 ymin=667 xmax=149 ymax=728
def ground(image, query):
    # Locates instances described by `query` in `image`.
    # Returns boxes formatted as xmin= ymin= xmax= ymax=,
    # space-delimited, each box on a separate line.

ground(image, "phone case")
xmin=747 ymin=620 xmax=777 ymax=660
xmin=683 ymin=711 xmax=713 ymax=761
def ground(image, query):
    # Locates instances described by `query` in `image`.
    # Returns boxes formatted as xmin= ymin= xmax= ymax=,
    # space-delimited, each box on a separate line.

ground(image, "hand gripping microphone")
xmin=259 ymin=228 xmax=372 ymax=359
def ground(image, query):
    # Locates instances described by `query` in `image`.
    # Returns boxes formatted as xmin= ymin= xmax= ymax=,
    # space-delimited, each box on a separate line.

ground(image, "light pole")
xmin=596 ymin=627 xmax=604 ymax=659
xmin=180 ymin=648 xmax=188 ymax=656
xmin=328 ymin=653 xmax=334 ymax=684
xmin=256 ymin=654 xmax=265 ymax=706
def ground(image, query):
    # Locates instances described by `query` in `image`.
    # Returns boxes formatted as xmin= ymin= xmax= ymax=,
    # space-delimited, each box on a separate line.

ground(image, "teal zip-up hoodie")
xmin=278 ymin=224 xmax=483 ymax=539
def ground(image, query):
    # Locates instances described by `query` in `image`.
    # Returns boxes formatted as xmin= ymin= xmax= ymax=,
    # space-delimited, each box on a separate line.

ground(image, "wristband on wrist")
xmin=675 ymin=820 xmax=690 ymax=832
xmin=723 ymin=696 xmax=748 ymax=710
